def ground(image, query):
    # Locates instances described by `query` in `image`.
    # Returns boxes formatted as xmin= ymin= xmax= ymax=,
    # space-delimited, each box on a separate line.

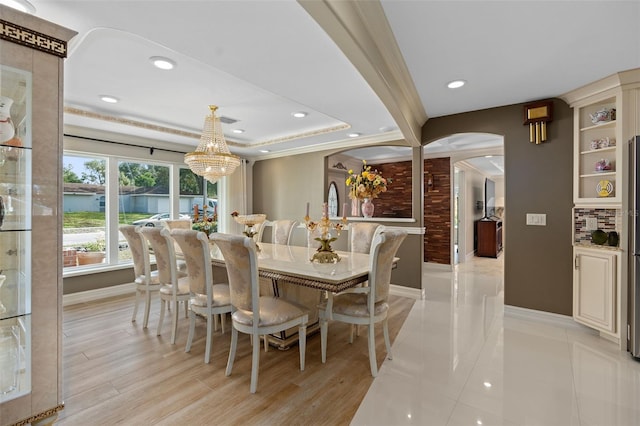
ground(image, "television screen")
xmin=485 ymin=178 xmax=495 ymax=218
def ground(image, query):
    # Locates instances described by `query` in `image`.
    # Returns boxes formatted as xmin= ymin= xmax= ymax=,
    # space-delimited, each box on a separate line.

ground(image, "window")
xmin=62 ymin=149 xmax=220 ymax=272
xmin=62 ymin=154 xmax=107 ymax=268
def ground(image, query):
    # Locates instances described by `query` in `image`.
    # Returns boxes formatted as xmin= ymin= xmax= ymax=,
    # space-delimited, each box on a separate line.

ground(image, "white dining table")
xmin=209 ymin=242 xmax=373 ymax=293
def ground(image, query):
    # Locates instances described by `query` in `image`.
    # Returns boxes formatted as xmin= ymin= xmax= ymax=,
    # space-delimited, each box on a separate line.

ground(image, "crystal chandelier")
xmin=185 ymin=105 xmax=241 ymax=183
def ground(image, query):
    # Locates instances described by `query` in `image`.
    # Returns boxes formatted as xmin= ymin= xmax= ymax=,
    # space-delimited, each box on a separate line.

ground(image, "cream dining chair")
xmin=349 ymin=222 xmax=383 ymax=254
xmin=347 ymin=222 xmax=383 ymax=339
xmin=139 ymin=227 xmax=190 ymax=344
xmin=318 ymin=229 xmax=407 ymax=377
xmin=163 ymin=219 xmax=192 ymax=272
xmin=272 ymin=219 xmax=297 ymax=245
xmin=119 ymin=224 xmax=159 ymax=329
xmin=210 ymin=232 xmax=309 ymax=394
xmin=170 ymin=229 xmax=232 ymax=364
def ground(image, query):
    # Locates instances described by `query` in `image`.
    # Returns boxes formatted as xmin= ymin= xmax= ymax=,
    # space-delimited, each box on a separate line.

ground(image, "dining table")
xmin=208 ymin=242 xmax=380 ymax=349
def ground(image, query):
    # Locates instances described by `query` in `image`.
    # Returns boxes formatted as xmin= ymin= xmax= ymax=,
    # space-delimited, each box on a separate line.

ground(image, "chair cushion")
xmin=232 ymin=296 xmax=308 ymax=327
xmin=319 ymin=293 xmax=388 ymax=318
xmin=159 ymin=276 xmax=190 ymax=296
xmin=190 ymin=284 xmax=231 ymax=308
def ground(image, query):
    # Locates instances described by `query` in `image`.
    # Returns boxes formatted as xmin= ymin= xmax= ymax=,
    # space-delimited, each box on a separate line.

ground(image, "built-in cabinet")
xmin=0 ymin=6 xmax=75 ymax=426
xmin=564 ymin=68 xmax=640 ymax=346
xmin=573 ymin=246 xmax=618 ymax=335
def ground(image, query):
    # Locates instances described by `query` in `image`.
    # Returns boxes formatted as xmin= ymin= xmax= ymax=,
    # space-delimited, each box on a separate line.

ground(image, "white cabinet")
xmin=573 ymin=246 xmax=618 ymax=336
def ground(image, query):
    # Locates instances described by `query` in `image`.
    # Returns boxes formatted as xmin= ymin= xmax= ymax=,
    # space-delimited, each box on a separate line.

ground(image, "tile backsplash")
xmin=574 ymin=208 xmax=620 ymax=244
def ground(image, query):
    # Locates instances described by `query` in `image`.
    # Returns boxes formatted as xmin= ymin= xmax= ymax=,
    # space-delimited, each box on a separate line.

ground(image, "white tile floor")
xmin=352 ymin=256 xmax=640 ymax=426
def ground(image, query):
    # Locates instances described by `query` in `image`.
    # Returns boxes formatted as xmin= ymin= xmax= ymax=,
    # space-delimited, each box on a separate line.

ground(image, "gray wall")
xmin=422 ymin=99 xmax=574 ymax=315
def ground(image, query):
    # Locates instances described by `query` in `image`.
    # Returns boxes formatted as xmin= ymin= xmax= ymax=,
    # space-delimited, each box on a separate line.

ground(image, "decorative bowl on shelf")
xmin=233 ymin=214 xmax=267 ymax=227
xmin=589 ymin=107 xmax=616 ymax=124
xmin=594 ymin=158 xmax=612 ymax=172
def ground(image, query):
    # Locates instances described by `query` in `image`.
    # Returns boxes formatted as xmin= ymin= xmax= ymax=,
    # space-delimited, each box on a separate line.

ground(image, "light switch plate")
xmin=526 ymin=213 xmax=547 ymax=226
xmin=586 ymin=217 xmax=598 ymax=231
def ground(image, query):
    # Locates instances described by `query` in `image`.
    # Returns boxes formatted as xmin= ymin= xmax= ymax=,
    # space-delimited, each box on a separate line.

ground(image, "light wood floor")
xmin=58 ymin=293 xmax=414 ymax=425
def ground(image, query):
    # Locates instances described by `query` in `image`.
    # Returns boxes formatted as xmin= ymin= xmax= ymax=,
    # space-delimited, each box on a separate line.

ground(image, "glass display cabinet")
xmin=0 ymin=5 xmax=75 ymax=426
xmin=0 ymin=65 xmax=32 ymax=403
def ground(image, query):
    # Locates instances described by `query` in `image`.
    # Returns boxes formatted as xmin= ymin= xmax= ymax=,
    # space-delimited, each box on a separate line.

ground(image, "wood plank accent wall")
xmin=424 ymin=158 xmax=451 ymax=264
xmin=375 ymin=160 xmax=412 ymax=218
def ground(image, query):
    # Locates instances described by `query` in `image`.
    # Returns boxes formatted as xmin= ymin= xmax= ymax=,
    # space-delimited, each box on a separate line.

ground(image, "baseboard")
xmin=63 ymin=282 xmax=135 ymax=306
xmin=423 ymin=262 xmax=453 ymax=272
xmin=504 ymin=305 xmax=587 ymax=331
xmin=390 ymin=284 xmax=424 ymax=300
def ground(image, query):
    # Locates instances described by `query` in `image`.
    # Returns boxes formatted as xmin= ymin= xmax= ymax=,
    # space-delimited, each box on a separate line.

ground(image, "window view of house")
xmin=62 ymin=154 xmax=217 ymax=269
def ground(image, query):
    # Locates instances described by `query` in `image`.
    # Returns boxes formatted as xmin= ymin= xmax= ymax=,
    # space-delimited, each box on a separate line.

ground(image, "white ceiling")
xmin=17 ymin=1 xmax=640 ymax=166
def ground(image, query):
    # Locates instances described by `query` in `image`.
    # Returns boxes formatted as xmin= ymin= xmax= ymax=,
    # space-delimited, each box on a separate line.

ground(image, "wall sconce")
xmin=426 ymin=172 xmax=435 ymax=192
xmin=523 ymin=101 xmax=553 ymax=144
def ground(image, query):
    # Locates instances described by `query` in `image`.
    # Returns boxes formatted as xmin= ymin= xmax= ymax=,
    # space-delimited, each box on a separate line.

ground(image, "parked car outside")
xmin=132 ymin=213 xmax=191 ymax=227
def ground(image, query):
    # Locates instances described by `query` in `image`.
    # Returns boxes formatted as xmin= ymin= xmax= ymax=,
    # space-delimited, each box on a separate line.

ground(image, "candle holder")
xmin=304 ymin=208 xmax=347 ymax=264
xmin=233 ymin=214 xmax=267 ymax=251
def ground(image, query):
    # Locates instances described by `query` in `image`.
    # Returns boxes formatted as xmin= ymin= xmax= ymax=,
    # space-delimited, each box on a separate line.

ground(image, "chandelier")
xmin=185 ymin=105 xmax=241 ymax=183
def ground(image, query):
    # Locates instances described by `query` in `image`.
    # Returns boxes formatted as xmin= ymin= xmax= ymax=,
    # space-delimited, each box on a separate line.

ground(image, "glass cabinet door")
xmin=0 ymin=65 xmax=32 ymax=402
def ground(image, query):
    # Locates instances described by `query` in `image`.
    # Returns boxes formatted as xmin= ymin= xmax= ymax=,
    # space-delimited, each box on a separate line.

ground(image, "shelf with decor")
xmin=573 ymin=95 xmax=622 ymax=205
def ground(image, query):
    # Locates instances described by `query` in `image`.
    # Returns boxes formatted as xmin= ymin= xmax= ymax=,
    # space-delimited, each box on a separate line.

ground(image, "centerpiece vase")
xmin=361 ymin=197 xmax=374 ymax=218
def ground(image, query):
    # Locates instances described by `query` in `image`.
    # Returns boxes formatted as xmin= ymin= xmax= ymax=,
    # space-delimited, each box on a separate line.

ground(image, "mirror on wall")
xmin=327 ymin=146 xmax=412 ymax=219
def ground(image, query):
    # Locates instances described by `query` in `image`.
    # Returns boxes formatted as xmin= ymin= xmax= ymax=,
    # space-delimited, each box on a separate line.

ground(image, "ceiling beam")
xmin=299 ymin=0 xmax=426 ymax=147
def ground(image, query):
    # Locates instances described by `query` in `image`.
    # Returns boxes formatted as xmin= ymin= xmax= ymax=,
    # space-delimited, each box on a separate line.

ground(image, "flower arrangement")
xmin=192 ymin=204 xmax=217 ymax=236
xmin=346 ymin=160 xmax=391 ymax=200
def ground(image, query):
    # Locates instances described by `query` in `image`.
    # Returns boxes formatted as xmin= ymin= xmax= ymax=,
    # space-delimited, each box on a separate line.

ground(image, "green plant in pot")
xmin=77 ymin=238 xmax=106 ymax=265
xmin=591 ymin=229 xmax=608 ymax=245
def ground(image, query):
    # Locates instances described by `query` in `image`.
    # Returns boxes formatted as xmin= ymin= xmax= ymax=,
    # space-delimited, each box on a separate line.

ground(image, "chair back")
xmin=119 ymin=224 xmax=149 ymax=278
xmin=210 ymin=233 xmax=258 ymax=316
xmin=369 ymin=229 xmax=407 ymax=304
xmin=272 ymin=220 xmax=297 ymax=245
xmin=252 ymin=221 xmax=266 ymax=243
xmin=170 ymin=229 xmax=211 ymax=297
xmin=139 ymin=227 xmax=177 ymax=285
xmin=163 ymin=219 xmax=192 ymax=230
xmin=349 ymin=222 xmax=383 ymax=254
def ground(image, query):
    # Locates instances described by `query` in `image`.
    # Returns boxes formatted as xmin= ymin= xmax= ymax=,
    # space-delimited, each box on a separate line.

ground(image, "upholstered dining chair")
xmin=163 ymin=219 xmax=192 ymax=271
xmin=272 ymin=219 xmax=297 ymax=245
xmin=349 ymin=222 xmax=383 ymax=254
xmin=139 ymin=227 xmax=190 ymax=344
xmin=318 ymin=229 xmax=407 ymax=377
xmin=119 ymin=224 xmax=159 ymax=329
xmin=347 ymin=222 xmax=384 ymax=339
xmin=210 ymin=232 xmax=309 ymax=394
xmin=170 ymin=229 xmax=232 ymax=364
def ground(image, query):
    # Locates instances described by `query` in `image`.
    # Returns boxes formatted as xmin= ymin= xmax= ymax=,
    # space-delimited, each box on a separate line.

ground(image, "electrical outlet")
xmin=586 ymin=217 xmax=598 ymax=231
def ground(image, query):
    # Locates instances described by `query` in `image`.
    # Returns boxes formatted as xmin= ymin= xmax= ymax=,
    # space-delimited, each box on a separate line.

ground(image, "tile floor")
xmin=352 ymin=255 xmax=640 ymax=426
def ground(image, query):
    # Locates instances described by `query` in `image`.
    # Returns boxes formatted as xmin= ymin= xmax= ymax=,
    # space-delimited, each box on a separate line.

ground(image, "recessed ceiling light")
xmin=232 ymin=129 xmax=245 ymax=134
xmin=0 ymin=0 xmax=36 ymax=14
xmin=485 ymin=155 xmax=493 ymax=158
xmin=483 ymin=381 xmax=492 ymax=388
xmin=292 ymin=112 xmax=307 ymax=118
xmin=150 ymin=56 xmax=176 ymax=70
xmin=348 ymin=132 xmax=361 ymax=138
xmin=100 ymin=95 xmax=119 ymax=104
xmin=259 ymin=149 xmax=270 ymax=153
xmin=447 ymin=80 xmax=466 ymax=89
